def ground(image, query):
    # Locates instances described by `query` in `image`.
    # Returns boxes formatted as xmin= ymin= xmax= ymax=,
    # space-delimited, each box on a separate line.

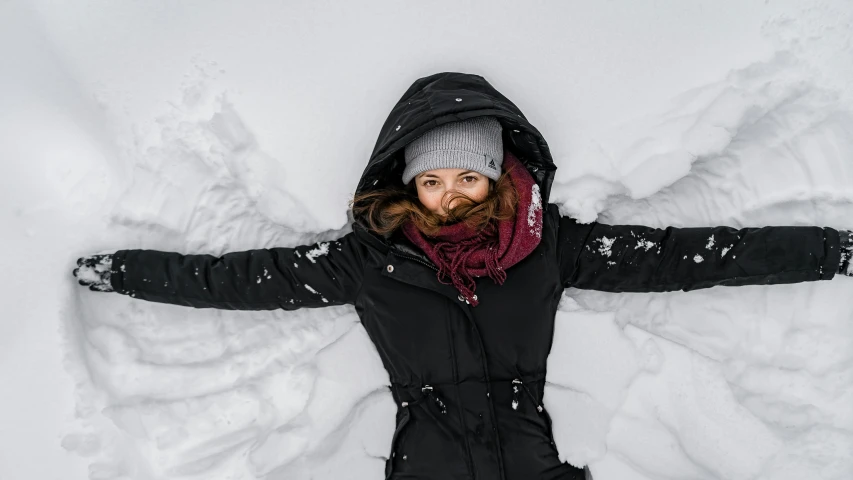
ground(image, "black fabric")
xmin=840 ymin=229 xmax=853 ymax=275
xmin=109 ymin=72 xmax=843 ymax=480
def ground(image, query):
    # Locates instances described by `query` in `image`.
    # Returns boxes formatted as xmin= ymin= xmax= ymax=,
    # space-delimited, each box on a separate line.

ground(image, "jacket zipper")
xmin=444 ymin=302 xmax=476 ymax=479
xmin=461 ymin=311 xmax=507 ymax=480
xmin=392 ymin=250 xmax=479 ymax=304
xmin=392 ymin=249 xmax=507 ymax=479
xmin=391 ymin=251 xmax=438 ymax=271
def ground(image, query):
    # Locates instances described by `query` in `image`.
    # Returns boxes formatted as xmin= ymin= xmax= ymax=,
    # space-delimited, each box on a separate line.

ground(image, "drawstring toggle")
xmin=511 ymin=379 xmax=522 ymax=410
xmin=511 ymin=377 xmax=545 ymax=413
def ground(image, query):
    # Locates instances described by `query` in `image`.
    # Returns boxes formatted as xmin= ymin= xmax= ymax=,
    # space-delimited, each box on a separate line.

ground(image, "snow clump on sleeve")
xmin=304 ymin=284 xmax=329 ymax=303
xmin=305 ymin=242 xmax=330 ymax=264
xmin=597 ymin=237 xmax=616 ymax=257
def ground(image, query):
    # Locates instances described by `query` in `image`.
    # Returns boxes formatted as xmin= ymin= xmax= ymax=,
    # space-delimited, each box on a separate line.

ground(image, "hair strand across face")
xmin=351 ymin=163 xmax=519 ymax=237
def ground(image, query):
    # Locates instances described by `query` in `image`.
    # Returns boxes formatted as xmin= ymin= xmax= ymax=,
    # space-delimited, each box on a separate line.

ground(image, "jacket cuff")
xmin=110 ymin=250 xmax=128 ymax=294
xmin=839 ymin=229 xmax=853 ymax=275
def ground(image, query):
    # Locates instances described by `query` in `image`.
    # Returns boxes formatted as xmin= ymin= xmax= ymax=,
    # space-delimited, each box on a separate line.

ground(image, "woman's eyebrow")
xmin=419 ymin=171 xmax=475 ymax=179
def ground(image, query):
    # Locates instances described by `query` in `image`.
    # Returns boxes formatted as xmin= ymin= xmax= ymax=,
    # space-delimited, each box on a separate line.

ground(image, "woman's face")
xmin=414 ymin=169 xmax=490 ymax=216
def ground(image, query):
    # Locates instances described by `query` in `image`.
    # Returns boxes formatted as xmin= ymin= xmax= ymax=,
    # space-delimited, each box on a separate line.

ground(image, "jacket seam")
xmin=444 ymin=300 xmax=475 ymax=479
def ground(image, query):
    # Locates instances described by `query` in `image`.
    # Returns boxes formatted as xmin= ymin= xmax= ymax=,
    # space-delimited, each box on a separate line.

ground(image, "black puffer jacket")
xmin=108 ymin=72 xmax=843 ymax=480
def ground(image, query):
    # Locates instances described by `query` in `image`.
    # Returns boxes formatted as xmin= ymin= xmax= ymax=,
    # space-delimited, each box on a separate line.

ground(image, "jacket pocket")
xmin=512 ymin=374 xmax=557 ymax=448
xmin=385 ymin=407 xmax=412 ymax=480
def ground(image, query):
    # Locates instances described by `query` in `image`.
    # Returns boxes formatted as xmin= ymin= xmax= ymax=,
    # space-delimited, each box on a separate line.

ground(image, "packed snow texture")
xmin=3 ymin=1 xmax=853 ymax=479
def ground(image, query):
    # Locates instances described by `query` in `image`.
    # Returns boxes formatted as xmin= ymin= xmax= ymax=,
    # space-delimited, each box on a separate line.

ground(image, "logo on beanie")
xmin=488 ymin=159 xmax=497 ymax=170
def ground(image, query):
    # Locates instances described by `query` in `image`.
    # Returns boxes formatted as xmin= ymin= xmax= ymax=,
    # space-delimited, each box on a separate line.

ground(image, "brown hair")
xmin=351 ymin=166 xmax=520 ymax=237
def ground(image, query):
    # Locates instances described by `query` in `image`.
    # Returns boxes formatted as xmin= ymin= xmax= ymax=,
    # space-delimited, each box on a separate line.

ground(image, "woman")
xmin=74 ymin=72 xmax=853 ymax=480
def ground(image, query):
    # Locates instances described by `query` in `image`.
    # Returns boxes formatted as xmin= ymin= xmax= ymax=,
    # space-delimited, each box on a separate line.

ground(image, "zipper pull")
xmin=511 ymin=379 xmax=522 ymax=410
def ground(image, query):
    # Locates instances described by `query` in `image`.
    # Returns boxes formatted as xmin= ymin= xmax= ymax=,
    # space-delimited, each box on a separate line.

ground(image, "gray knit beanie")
xmin=402 ymin=116 xmax=503 ymax=184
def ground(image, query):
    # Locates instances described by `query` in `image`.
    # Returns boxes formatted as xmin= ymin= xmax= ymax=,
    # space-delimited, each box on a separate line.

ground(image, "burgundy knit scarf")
xmin=402 ymin=150 xmax=543 ymax=307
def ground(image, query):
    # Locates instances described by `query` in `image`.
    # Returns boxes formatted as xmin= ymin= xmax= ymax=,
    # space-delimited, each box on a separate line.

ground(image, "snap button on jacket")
xmin=109 ymin=72 xmax=843 ymax=480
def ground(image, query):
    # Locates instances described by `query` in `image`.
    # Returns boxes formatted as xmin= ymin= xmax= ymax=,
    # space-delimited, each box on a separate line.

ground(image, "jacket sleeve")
xmin=557 ymin=215 xmax=842 ymax=293
xmin=109 ymin=232 xmax=364 ymax=310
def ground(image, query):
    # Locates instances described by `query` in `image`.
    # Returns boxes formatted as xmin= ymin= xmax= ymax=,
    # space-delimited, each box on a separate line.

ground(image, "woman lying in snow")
xmin=73 ymin=72 xmax=853 ymax=480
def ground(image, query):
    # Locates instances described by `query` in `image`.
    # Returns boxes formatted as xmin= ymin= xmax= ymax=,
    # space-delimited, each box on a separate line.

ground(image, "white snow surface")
xmin=2 ymin=1 xmax=853 ymax=479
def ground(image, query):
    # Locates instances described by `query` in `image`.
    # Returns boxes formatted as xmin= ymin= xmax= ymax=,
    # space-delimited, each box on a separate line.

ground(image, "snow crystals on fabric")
xmin=303 ymin=284 xmax=328 ymax=303
xmin=706 ymin=235 xmax=715 ymax=249
xmin=693 ymin=254 xmax=704 ymax=263
xmin=596 ymin=237 xmax=615 ymax=257
xmin=636 ymin=239 xmax=655 ymax=251
xmin=256 ymin=268 xmax=272 ymax=283
xmin=305 ymin=242 xmax=330 ymax=263
xmin=631 ymin=231 xmax=659 ymax=253
xmin=528 ymin=184 xmax=542 ymax=238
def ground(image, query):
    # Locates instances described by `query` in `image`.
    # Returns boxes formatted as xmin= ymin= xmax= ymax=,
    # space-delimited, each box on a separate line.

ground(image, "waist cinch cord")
xmin=511 ymin=378 xmax=544 ymax=412
xmin=401 ymin=385 xmax=447 ymax=414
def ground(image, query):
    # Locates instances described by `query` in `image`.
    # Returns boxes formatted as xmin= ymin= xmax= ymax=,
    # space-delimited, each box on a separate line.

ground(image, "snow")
xmin=305 ymin=243 xmax=330 ymax=264
xmin=635 ymin=239 xmax=656 ymax=251
xmin=3 ymin=1 xmax=853 ymax=479
xmin=596 ymin=236 xmax=616 ymax=258
xmin=527 ymin=184 xmax=543 ymax=238
xmin=304 ymin=284 xmax=329 ymax=303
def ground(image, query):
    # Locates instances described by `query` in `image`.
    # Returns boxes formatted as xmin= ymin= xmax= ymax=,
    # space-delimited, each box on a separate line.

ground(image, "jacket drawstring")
xmin=510 ymin=378 xmax=544 ymax=413
xmin=511 ymin=379 xmax=522 ymax=410
xmin=422 ymin=385 xmax=448 ymax=414
xmin=401 ymin=385 xmax=447 ymax=415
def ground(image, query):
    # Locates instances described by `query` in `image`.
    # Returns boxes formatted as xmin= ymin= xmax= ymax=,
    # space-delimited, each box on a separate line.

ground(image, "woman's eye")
xmin=423 ymin=180 xmax=438 ymax=187
xmin=462 ymin=176 xmax=477 ymax=183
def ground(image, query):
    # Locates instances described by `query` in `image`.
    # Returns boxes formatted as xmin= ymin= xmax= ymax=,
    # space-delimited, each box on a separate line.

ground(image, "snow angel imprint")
xmin=74 ymin=72 xmax=853 ymax=480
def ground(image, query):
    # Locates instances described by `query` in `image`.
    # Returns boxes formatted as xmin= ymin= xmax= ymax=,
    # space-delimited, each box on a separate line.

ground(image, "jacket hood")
xmin=355 ymin=72 xmax=557 ymax=226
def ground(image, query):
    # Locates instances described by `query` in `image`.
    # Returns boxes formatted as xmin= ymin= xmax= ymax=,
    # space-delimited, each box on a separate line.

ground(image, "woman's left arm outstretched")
xmin=557 ymin=213 xmax=852 ymax=293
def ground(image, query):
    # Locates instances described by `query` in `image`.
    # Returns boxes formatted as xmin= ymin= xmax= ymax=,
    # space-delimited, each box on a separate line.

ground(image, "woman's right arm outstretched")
xmin=73 ymin=233 xmax=364 ymax=310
